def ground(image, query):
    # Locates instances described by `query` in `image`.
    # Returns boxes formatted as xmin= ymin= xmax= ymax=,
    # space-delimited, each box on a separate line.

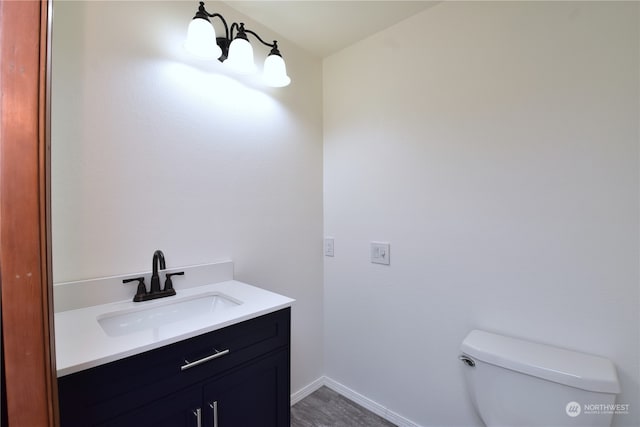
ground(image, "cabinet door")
xmin=98 ymin=386 xmax=202 ymax=427
xmin=203 ymin=349 xmax=290 ymax=427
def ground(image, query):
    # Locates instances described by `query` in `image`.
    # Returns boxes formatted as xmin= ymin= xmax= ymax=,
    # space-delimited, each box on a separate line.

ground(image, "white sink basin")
xmin=97 ymin=292 xmax=241 ymax=337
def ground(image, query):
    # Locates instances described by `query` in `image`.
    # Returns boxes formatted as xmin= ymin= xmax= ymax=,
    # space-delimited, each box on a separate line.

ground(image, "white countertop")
xmin=55 ymin=280 xmax=294 ymax=377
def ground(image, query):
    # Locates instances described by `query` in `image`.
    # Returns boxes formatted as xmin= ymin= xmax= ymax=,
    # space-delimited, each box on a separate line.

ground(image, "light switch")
xmin=371 ymin=242 xmax=390 ymax=265
xmin=324 ymin=237 xmax=335 ymax=257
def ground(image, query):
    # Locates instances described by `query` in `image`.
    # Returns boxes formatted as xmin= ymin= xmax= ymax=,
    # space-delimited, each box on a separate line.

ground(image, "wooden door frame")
xmin=0 ymin=0 xmax=58 ymax=426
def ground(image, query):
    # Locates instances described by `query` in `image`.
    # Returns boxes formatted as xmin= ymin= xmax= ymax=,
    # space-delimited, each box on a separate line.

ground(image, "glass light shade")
xmin=185 ymin=18 xmax=221 ymax=59
xmin=263 ymin=54 xmax=291 ymax=87
xmin=224 ymin=37 xmax=256 ymax=74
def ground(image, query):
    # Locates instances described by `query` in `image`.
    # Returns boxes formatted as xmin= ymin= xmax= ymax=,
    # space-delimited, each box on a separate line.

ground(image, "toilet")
xmin=459 ymin=330 xmax=621 ymax=427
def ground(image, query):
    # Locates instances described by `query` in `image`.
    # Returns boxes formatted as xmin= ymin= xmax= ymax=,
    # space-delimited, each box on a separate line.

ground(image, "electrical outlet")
xmin=324 ymin=237 xmax=335 ymax=257
xmin=371 ymin=242 xmax=390 ymax=265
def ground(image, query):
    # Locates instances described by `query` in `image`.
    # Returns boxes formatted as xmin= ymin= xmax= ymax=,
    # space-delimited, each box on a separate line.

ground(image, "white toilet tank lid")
xmin=460 ymin=330 xmax=620 ymax=394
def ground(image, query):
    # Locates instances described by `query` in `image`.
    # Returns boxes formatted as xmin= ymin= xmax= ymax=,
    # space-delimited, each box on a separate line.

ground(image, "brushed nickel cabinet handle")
xmin=193 ymin=407 xmax=202 ymax=427
xmin=209 ymin=401 xmax=219 ymax=427
xmin=181 ymin=349 xmax=230 ymax=371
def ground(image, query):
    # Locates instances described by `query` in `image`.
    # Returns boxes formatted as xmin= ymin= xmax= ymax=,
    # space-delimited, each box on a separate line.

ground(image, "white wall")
xmin=323 ymin=2 xmax=639 ymax=426
xmin=51 ymin=0 xmax=323 ymax=394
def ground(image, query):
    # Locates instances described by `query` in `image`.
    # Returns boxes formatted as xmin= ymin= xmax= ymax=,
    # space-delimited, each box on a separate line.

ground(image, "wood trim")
xmin=0 ymin=0 xmax=58 ymax=426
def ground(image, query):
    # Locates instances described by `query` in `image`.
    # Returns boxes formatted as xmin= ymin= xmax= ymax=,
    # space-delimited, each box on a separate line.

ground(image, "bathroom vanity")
xmin=55 ymin=261 xmax=293 ymax=427
xmin=59 ymin=308 xmax=290 ymax=426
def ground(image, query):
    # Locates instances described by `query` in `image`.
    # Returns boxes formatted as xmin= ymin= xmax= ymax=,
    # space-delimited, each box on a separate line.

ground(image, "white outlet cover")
xmin=324 ymin=237 xmax=335 ymax=257
xmin=371 ymin=242 xmax=390 ymax=265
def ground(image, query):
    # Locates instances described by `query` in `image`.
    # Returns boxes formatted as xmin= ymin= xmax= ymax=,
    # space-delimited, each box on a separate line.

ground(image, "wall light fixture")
xmin=185 ymin=1 xmax=291 ymax=87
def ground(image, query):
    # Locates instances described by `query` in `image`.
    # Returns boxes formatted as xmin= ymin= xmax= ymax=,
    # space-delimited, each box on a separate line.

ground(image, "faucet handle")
xmin=164 ymin=271 xmax=184 ymax=293
xmin=123 ymin=276 xmax=147 ymax=302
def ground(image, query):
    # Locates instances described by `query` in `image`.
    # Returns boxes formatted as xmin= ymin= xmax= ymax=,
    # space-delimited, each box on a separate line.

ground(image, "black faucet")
xmin=124 ymin=250 xmax=183 ymax=302
xmin=150 ymin=250 xmax=166 ymax=294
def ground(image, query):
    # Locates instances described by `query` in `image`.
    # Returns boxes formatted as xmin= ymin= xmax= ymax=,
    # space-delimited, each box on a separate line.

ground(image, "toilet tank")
xmin=460 ymin=330 xmax=621 ymax=427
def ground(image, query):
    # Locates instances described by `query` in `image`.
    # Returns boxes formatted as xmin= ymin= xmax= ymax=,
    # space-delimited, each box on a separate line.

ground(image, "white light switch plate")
xmin=371 ymin=242 xmax=390 ymax=265
xmin=324 ymin=237 xmax=335 ymax=257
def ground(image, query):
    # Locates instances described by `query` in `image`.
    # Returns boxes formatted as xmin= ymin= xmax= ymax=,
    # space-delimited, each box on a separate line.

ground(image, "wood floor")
xmin=291 ymin=386 xmax=397 ymax=427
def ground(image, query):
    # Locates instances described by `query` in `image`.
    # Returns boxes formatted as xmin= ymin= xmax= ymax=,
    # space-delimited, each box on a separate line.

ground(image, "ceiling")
xmin=224 ymin=1 xmax=438 ymax=58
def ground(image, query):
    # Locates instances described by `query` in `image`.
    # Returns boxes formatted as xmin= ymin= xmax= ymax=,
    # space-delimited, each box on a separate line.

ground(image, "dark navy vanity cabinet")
xmin=58 ymin=308 xmax=291 ymax=427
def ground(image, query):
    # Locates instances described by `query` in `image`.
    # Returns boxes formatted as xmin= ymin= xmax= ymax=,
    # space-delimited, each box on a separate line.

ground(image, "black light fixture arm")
xmin=195 ymin=1 xmax=230 ymax=40
xmin=233 ymin=23 xmax=282 ymax=57
xmin=209 ymin=12 xmax=230 ymax=40
xmin=195 ymin=1 xmax=278 ymax=49
xmin=242 ymin=26 xmax=278 ymax=49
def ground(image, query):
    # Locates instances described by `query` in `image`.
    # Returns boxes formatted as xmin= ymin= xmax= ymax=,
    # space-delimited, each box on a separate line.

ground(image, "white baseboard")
xmin=290 ymin=376 xmax=325 ymax=406
xmin=291 ymin=376 xmax=423 ymax=427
